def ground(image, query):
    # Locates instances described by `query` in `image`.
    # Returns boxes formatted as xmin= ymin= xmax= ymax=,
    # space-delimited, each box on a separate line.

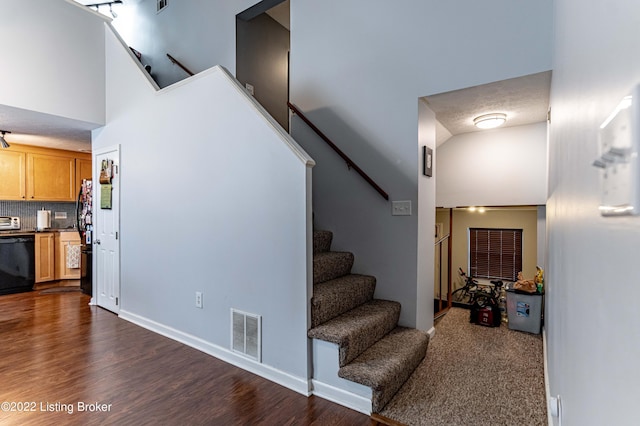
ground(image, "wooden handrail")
xmin=166 ymin=53 xmax=195 ymax=77
xmin=287 ymin=102 xmax=389 ymax=201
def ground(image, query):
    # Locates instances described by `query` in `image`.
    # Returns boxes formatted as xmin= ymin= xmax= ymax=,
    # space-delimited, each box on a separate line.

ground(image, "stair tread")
xmin=313 ymin=251 xmax=354 ymax=284
xmin=308 ymin=299 xmax=400 ymax=366
xmin=339 ymin=326 xmax=429 ymax=412
xmin=311 ymin=274 xmax=376 ymax=327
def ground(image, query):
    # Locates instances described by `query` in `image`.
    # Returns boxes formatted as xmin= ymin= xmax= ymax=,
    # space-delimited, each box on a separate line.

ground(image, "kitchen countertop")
xmin=0 ymin=228 xmax=79 ymax=236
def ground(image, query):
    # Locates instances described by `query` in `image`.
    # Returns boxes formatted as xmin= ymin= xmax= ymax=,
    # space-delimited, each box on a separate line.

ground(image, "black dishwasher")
xmin=0 ymin=235 xmax=35 ymax=295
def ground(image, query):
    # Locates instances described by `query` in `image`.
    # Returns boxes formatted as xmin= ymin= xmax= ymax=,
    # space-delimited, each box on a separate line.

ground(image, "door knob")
xmin=95 ymin=239 xmax=101 ymax=245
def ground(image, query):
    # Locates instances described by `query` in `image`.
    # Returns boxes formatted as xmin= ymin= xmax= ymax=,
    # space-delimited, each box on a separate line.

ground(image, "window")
xmin=157 ymin=0 xmax=168 ymax=13
xmin=469 ymin=228 xmax=522 ymax=281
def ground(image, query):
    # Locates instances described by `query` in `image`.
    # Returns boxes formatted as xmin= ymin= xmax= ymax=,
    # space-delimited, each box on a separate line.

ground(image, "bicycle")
xmin=451 ymin=268 xmax=479 ymax=305
xmin=471 ymin=279 xmax=503 ymax=307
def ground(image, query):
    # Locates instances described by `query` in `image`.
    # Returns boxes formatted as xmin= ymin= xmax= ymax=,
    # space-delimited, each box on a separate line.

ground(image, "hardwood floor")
xmin=0 ymin=290 xmax=378 ymax=426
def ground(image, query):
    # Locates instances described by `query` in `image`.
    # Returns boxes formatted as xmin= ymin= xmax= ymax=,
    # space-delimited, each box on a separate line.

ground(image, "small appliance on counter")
xmin=36 ymin=209 xmax=51 ymax=231
xmin=0 ymin=216 xmax=20 ymax=230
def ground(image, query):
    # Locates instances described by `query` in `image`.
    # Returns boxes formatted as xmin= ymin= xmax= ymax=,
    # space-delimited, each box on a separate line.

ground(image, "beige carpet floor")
xmin=379 ymin=307 xmax=546 ymax=425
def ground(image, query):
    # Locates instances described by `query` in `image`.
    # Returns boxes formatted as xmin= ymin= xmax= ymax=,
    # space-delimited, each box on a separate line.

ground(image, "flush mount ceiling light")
xmin=0 ymin=130 xmax=11 ymax=149
xmin=474 ymin=113 xmax=507 ymax=129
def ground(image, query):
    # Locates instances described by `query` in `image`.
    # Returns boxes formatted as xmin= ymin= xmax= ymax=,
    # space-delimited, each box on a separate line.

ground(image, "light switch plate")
xmin=596 ymin=84 xmax=640 ymax=216
xmin=392 ymin=200 xmax=412 ymax=216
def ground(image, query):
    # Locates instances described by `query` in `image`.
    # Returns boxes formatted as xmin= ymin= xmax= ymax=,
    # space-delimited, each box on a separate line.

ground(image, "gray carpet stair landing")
xmin=309 ymin=230 xmax=429 ymax=413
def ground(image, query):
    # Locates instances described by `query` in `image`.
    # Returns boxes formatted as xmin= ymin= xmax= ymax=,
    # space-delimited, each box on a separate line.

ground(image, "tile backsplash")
xmin=0 ymin=201 xmax=77 ymax=230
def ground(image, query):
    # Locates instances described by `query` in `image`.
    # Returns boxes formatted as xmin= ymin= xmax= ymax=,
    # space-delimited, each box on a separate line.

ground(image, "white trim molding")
xmin=311 ymin=380 xmax=372 ymax=415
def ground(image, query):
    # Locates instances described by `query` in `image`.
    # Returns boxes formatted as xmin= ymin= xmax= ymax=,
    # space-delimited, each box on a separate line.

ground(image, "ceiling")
xmin=266 ymin=0 xmax=290 ymax=30
xmin=0 ymin=105 xmax=97 ymax=152
xmin=424 ymin=71 xmax=551 ymax=145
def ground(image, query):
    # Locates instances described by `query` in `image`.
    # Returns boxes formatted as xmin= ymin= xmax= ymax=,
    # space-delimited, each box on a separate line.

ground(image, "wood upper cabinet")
xmin=75 ymin=158 xmax=92 ymax=194
xmin=27 ymin=153 xmax=76 ymax=201
xmin=0 ymin=150 xmax=27 ymax=200
xmin=0 ymin=144 xmax=90 ymax=202
xmin=55 ymin=232 xmax=82 ymax=280
xmin=35 ymin=232 xmax=55 ymax=283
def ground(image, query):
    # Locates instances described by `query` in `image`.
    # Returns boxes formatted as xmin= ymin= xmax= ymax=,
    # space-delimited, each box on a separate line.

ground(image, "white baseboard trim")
xmin=311 ymin=379 xmax=372 ymax=415
xmin=543 ymin=326 xmax=552 ymax=426
xmin=426 ymin=326 xmax=436 ymax=339
xmin=118 ymin=309 xmax=311 ymax=396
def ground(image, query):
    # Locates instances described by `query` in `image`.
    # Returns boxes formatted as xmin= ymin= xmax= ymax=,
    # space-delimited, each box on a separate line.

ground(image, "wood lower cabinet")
xmin=55 ymin=232 xmax=82 ymax=280
xmin=35 ymin=233 xmax=55 ymax=283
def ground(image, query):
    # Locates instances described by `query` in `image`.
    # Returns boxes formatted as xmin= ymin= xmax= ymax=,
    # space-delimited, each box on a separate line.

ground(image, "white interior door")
xmin=94 ymin=145 xmax=120 ymax=313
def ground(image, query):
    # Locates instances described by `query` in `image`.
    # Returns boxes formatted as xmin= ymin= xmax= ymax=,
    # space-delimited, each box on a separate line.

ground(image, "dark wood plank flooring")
xmin=0 ymin=290 xmax=379 ymax=425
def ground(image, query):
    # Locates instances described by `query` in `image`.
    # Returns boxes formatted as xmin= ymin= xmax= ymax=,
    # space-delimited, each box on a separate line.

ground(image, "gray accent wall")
xmin=236 ymin=13 xmax=290 ymax=131
xmin=289 ymin=0 xmax=553 ymax=329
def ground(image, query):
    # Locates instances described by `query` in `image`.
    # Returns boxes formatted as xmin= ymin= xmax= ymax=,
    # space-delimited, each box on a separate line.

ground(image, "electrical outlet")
xmin=195 ymin=291 xmax=203 ymax=309
xmin=549 ymin=395 xmax=562 ymax=418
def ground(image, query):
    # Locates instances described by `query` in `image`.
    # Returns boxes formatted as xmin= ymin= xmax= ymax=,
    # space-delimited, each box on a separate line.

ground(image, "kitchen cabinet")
xmin=75 ymin=158 xmax=92 ymax=195
xmin=55 ymin=232 xmax=82 ymax=280
xmin=27 ymin=153 xmax=76 ymax=201
xmin=0 ymin=150 xmax=26 ymax=200
xmin=35 ymin=232 xmax=55 ymax=283
xmin=0 ymin=144 xmax=90 ymax=202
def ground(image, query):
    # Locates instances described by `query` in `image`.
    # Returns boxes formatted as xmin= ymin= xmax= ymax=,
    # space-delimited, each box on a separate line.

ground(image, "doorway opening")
xmin=236 ymin=0 xmax=290 ymax=131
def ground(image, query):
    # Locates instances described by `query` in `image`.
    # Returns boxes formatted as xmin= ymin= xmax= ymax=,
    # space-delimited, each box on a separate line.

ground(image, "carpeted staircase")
xmin=309 ymin=230 xmax=429 ymax=412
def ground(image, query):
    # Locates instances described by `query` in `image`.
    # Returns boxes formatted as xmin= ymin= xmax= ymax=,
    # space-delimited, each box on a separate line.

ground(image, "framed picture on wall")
xmin=423 ymin=146 xmax=433 ymax=177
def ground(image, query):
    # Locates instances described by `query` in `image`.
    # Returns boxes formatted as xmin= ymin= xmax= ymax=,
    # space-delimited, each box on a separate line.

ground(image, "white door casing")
xmin=94 ymin=145 xmax=120 ymax=313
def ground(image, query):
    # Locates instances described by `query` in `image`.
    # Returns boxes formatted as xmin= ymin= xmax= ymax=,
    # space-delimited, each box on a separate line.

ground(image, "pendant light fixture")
xmin=0 ymin=130 xmax=11 ymax=149
xmin=473 ymin=113 xmax=507 ymax=129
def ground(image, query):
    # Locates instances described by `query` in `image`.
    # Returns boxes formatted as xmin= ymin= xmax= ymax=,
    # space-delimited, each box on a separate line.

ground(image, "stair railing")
xmin=287 ymin=102 xmax=389 ymax=201
xmin=166 ymin=53 xmax=195 ymax=77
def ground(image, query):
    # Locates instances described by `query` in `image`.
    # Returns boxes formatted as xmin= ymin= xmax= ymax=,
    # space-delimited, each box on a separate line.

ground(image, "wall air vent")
xmin=231 ymin=309 xmax=262 ymax=362
xmin=157 ymin=0 xmax=168 ymax=13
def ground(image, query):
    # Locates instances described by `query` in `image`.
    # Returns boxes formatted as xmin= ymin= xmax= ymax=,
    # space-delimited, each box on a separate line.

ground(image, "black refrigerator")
xmin=76 ymin=179 xmax=93 ymax=296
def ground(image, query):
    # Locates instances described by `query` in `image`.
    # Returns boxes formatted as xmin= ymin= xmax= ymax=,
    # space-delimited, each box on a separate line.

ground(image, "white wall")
xmin=0 ymin=0 xmax=105 ymax=125
xmin=290 ymin=0 xmax=553 ymax=328
xmin=417 ymin=101 xmax=437 ymax=329
xmin=93 ymin=27 xmax=314 ymax=389
xmin=547 ymin=0 xmax=640 ymax=425
xmin=436 ymin=122 xmax=548 ymax=207
xmin=112 ymin=0 xmax=259 ymax=88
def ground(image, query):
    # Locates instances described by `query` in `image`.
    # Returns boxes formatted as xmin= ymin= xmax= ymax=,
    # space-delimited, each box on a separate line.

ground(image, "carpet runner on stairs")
xmin=309 ymin=230 xmax=429 ymax=412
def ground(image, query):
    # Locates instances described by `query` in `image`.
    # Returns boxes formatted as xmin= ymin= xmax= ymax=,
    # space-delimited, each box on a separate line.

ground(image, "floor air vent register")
xmin=231 ymin=309 xmax=262 ymax=362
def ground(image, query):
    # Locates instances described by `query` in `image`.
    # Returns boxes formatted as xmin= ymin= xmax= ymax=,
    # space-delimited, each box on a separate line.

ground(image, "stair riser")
xmin=313 ymin=252 xmax=354 ymax=284
xmin=338 ymin=327 xmax=430 ymax=413
xmin=313 ymin=230 xmax=333 ymax=254
xmin=311 ymin=275 xmax=376 ymax=328
xmin=339 ymin=308 xmax=399 ymax=366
